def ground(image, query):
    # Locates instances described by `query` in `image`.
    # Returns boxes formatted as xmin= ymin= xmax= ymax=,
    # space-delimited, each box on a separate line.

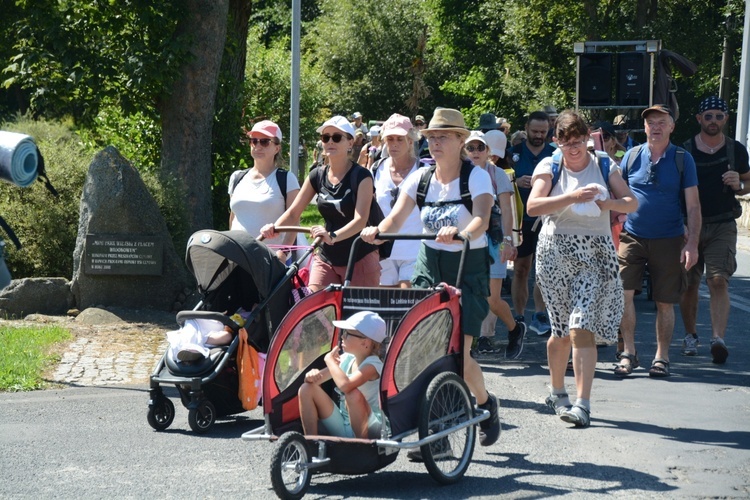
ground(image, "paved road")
xmin=1 ymin=230 xmax=749 ymax=499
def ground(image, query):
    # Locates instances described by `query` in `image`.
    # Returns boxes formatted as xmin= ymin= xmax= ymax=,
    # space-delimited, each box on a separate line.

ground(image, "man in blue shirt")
xmin=510 ymin=111 xmax=556 ymax=336
xmin=615 ymin=105 xmax=701 ymax=379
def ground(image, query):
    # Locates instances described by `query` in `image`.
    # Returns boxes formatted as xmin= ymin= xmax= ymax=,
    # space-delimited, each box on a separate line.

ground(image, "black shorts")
xmin=516 ymin=220 xmax=540 ymax=259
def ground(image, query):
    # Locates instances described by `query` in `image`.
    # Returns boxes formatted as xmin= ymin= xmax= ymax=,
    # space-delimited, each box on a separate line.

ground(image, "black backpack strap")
xmin=229 ymin=169 xmax=250 ymax=195
xmin=415 ymin=165 xmax=436 ymax=210
xmin=622 ymin=144 xmax=643 ymax=185
xmin=275 ymin=168 xmax=288 ymax=205
xmin=0 ymin=215 xmax=22 ymax=250
xmin=458 ymin=160 xmax=474 ymax=213
xmin=35 ymin=148 xmax=58 ymax=196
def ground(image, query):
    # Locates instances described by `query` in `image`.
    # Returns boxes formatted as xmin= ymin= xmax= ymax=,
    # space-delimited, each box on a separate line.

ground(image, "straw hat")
xmin=422 ymin=108 xmax=470 ymax=139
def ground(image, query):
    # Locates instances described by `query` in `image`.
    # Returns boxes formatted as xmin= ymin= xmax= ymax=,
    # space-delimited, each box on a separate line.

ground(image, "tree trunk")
xmin=636 ymin=0 xmax=658 ymax=29
xmin=159 ymin=0 xmax=230 ymax=234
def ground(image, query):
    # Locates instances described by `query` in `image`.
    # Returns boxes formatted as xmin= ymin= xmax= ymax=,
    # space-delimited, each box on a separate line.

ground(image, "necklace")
xmin=696 ymin=134 xmax=725 ymax=154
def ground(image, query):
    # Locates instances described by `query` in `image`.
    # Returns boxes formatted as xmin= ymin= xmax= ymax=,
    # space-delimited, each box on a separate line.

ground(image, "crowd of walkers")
xmin=230 ymin=97 xmax=749 ymax=436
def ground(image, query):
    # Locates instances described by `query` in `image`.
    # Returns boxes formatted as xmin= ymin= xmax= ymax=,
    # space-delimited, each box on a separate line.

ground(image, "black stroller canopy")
xmin=185 ymin=230 xmax=287 ymax=298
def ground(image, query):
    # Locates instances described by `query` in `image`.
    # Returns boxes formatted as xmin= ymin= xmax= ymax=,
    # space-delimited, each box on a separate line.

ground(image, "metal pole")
xmin=289 ymin=0 xmax=301 ymax=177
xmin=736 ymin=0 xmax=750 ymax=145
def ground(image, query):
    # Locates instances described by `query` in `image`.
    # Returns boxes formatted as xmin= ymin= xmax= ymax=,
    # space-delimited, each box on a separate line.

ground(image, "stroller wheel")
xmin=188 ymin=400 xmax=216 ymax=434
xmin=418 ymin=372 xmax=476 ymax=485
xmin=147 ymin=397 xmax=175 ymax=431
xmin=271 ymin=432 xmax=311 ymax=500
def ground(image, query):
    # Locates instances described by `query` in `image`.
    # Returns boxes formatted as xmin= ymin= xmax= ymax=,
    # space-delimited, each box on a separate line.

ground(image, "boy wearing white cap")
xmin=298 ymin=311 xmax=386 ymax=439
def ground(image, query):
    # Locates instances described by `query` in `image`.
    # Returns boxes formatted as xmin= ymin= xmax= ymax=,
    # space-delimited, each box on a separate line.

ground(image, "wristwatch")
xmin=503 ymin=235 xmax=512 ymax=242
xmin=328 ymin=231 xmax=337 ymax=243
xmin=736 ymin=181 xmax=745 ymax=193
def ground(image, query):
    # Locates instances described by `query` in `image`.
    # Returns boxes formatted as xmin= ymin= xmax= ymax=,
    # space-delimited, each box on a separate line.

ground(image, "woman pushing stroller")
xmin=361 ymin=108 xmax=501 ymax=448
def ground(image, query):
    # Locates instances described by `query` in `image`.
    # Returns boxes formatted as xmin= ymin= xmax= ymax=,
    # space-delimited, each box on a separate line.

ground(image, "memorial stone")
xmin=71 ymin=147 xmax=189 ymax=310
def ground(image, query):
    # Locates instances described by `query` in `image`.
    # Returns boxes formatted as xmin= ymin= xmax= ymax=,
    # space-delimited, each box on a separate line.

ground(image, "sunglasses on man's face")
xmin=251 ymin=138 xmax=274 ymax=147
xmin=702 ymin=113 xmax=726 ymax=121
xmin=320 ymin=133 xmax=345 ymax=144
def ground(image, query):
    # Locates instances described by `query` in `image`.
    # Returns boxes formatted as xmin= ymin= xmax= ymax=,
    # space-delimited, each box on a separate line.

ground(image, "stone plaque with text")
xmin=84 ymin=234 xmax=163 ymax=275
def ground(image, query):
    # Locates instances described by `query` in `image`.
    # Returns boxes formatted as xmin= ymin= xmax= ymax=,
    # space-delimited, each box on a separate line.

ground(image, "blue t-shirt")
xmin=511 ymin=142 xmax=556 ymax=221
xmin=621 ymin=143 xmax=698 ymax=239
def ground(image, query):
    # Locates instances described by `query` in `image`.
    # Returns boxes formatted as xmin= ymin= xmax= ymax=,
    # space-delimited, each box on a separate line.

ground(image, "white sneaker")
xmin=681 ymin=334 xmax=699 ymax=356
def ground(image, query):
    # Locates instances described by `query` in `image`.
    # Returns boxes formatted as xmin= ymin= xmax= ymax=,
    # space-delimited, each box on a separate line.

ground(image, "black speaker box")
xmin=578 ymin=53 xmax=613 ymax=106
xmin=616 ymin=52 xmax=650 ymax=106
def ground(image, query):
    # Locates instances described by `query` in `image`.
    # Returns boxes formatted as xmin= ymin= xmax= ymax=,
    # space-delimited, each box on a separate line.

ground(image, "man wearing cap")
xmin=350 ymin=111 xmax=369 ymax=135
xmin=616 ymin=105 xmax=701 ymax=378
xmin=414 ymin=114 xmax=431 ymax=159
xmin=678 ymin=96 xmax=750 ymax=364
xmin=510 ymin=111 xmax=556 ymax=337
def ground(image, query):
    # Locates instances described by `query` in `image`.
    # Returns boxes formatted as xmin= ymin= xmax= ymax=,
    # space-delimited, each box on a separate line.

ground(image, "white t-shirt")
xmin=373 ymin=158 xmax=425 ymax=260
xmin=401 ymin=164 xmax=493 ymax=251
xmin=532 ymin=154 xmax=618 ymax=237
xmin=228 ymin=168 xmax=300 ymax=243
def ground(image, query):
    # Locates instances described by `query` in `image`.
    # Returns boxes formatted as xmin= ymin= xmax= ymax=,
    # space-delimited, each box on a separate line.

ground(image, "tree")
xmin=159 ymin=0 xmax=229 ymax=233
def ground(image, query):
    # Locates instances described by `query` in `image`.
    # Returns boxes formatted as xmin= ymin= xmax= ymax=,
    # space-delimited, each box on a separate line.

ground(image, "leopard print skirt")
xmin=535 ymin=232 xmax=623 ymax=344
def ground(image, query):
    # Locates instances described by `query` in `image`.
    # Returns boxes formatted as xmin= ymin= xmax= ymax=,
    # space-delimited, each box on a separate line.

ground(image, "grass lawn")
xmin=300 ymin=203 xmax=323 ymax=227
xmin=0 ymin=325 xmax=72 ymax=391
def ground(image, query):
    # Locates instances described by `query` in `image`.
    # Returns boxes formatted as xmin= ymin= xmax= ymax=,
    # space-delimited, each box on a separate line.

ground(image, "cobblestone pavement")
xmin=52 ymin=335 xmax=167 ymax=386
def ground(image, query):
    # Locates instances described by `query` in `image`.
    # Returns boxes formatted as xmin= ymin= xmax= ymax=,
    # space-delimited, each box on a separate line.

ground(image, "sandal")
xmin=648 ymin=358 xmax=670 ymax=378
xmin=614 ymin=352 xmax=639 ymax=377
xmin=560 ymin=404 xmax=591 ymax=428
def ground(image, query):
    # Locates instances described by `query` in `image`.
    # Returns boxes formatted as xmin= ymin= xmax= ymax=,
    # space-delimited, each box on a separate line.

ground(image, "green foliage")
xmin=306 ymin=0 xmax=431 ymax=119
xmin=300 ymin=203 xmax=323 ymax=227
xmin=2 ymin=0 xmax=190 ymax=125
xmin=0 ymin=324 xmax=72 ymax=391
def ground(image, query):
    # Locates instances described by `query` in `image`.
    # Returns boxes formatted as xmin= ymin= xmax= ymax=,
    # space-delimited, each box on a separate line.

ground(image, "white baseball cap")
xmin=483 ymin=130 xmax=507 ymax=158
xmin=332 ymin=311 xmax=386 ymax=343
xmin=316 ymin=115 xmax=356 ymax=137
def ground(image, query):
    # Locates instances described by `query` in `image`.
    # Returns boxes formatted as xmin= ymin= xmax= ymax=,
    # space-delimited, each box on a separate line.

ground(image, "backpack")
xmin=682 ymin=138 xmax=742 ymax=221
xmin=229 ymin=167 xmax=288 ymax=199
xmin=309 ymin=164 xmax=392 ymax=260
xmin=416 ymin=160 xmax=475 ymax=212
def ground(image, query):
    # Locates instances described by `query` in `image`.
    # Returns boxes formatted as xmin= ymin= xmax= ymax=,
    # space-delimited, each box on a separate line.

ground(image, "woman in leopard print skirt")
xmin=527 ymin=110 xmax=638 ymax=428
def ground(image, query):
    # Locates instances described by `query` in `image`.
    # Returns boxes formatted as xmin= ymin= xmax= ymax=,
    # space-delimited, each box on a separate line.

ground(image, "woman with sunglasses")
xmin=361 ymin=107 xmax=501 ymax=449
xmin=261 ymin=116 xmax=380 ymax=291
xmin=465 ymin=131 xmax=526 ymax=359
xmin=371 ymin=114 xmax=425 ymax=288
xmin=526 ymin=110 xmax=637 ymax=428
xmin=229 ymin=120 xmax=300 ymax=261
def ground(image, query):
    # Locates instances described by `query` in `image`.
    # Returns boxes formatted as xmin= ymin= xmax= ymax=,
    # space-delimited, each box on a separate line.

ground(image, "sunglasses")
xmin=389 ymin=186 xmax=400 ymax=208
xmin=602 ymin=133 xmax=612 ymax=141
xmin=647 ymin=161 xmax=658 ymax=184
xmin=320 ymin=133 xmax=346 ymax=143
xmin=250 ymin=138 xmax=275 ymax=147
xmin=466 ymin=144 xmax=487 ymax=153
xmin=342 ymin=330 xmax=366 ymax=340
xmin=702 ymin=113 xmax=726 ymax=121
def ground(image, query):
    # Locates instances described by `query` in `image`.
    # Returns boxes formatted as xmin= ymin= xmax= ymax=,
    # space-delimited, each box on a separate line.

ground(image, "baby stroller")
xmin=242 ymin=235 xmax=491 ymax=499
xmin=147 ymin=228 xmax=316 ymax=434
